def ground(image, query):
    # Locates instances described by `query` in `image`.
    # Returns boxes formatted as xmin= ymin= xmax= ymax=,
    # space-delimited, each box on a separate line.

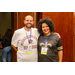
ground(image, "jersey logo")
xmin=21 ymin=35 xmax=38 ymax=45
xmin=21 ymin=35 xmax=38 ymax=50
xmin=40 ymin=43 xmax=52 ymax=47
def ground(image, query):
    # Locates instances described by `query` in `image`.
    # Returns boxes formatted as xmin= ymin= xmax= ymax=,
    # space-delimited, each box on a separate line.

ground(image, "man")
xmin=11 ymin=15 xmax=39 ymax=62
xmin=11 ymin=15 xmax=61 ymax=62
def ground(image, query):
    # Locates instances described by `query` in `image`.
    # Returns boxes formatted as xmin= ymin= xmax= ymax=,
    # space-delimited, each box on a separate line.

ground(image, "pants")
xmin=2 ymin=46 xmax=11 ymax=62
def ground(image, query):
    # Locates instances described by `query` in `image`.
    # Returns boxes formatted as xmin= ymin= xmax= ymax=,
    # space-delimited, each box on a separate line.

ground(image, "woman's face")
xmin=42 ymin=23 xmax=51 ymax=36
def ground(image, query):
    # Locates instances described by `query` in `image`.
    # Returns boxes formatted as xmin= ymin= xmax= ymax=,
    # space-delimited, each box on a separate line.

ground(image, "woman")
xmin=37 ymin=18 xmax=63 ymax=62
xmin=2 ymin=29 xmax=12 ymax=62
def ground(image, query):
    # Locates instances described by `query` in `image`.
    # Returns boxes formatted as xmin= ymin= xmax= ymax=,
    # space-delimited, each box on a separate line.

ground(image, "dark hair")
xmin=37 ymin=17 xmax=55 ymax=34
xmin=5 ymin=29 xmax=12 ymax=36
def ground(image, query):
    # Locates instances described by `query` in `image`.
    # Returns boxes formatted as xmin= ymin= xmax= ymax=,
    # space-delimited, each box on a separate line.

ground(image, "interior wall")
xmin=0 ymin=12 xmax=11 ymax=36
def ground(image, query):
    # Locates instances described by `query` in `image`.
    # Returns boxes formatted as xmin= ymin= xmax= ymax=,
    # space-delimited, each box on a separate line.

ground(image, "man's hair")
xmin=24 ymin=15 xmax=33 ymax=20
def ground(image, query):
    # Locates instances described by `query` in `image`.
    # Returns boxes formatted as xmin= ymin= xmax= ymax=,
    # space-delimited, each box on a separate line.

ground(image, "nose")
xmin=44 ymin=27 xmax=47 ymax=29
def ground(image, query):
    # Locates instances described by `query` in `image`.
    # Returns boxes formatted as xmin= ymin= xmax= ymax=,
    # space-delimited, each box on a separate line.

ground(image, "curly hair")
xmin=37 ymin=17 xmax=55 ymax=34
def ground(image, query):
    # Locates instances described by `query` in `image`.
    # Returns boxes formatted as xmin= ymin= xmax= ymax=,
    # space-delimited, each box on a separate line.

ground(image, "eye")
xmin=42 ymin=26 xmax=45 ymax=28
xmin=30 ymin=20 xmax=33 ymax=22
xmin=26 ymin=20 xmax=29 ymax=21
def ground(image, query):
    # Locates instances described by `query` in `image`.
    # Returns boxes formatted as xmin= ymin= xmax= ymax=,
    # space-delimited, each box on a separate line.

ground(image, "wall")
xmin=0 ymin=12 xmax=11 ymax=36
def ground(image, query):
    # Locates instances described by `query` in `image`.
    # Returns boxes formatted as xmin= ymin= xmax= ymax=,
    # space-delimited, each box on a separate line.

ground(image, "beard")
xmin=25 ymin=23 xmax=33 ymax=29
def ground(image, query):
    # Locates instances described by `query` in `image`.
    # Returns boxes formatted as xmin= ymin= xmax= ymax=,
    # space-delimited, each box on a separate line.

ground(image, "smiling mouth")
xmin=44 ymin=30 xmax=48 ymax=32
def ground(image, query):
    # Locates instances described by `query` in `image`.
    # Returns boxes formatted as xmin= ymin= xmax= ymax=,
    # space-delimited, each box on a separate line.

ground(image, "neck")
xmin=44 ymin=32 xmax=51 ymax=36
xmin=24 ymin=27 xmax=31 ymax=31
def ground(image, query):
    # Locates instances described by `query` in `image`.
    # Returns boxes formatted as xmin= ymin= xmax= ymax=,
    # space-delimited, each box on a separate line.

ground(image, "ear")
xmin=24 ymin=20 xmax=25 ymax=24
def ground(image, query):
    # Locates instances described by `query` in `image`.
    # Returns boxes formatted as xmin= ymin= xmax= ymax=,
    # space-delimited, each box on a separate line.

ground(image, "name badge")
xmin=41 ymin=47 xmax=48 ymax=55
xmin=27 ymin=45 xmax=32 ymax=54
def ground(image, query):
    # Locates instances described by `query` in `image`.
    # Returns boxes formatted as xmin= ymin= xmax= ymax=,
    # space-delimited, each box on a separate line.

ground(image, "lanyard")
xmin=43 ymin=33 xmax=52 ymax=45
xmin=25 ymin=28 xmax=32 ymax=44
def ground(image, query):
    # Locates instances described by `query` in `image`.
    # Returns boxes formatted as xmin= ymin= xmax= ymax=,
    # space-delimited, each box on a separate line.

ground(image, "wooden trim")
xmin=11 ymin=12 xmax=18 ymax=31
xmin=34 ymin=12 xmax=38 ymax=28
xmin=73 ymin=12 xmax=75 ymax=61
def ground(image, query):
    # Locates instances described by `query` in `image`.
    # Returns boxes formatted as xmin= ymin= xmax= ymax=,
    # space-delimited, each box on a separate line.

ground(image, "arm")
xmin=11 ymin=44 xmax=18 ymax=51
xmin=11 ymin=30 xmax=18 ymax=51
xmin=58 ymin=50 xmax=63 ymax=62
xmin=57 ymin=38 xmax=63 ymax=62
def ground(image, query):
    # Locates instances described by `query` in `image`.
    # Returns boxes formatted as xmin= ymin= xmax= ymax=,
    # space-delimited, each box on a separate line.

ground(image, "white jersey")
xmin=11 ymin=27 xmax=39 ymax=62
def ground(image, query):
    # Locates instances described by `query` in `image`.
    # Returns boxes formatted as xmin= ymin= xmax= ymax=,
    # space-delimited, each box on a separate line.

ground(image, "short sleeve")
xmin=57 ymin=38 xmax=63 ymax=51
xmin=11 ymin=31 xmax=19 ymax=47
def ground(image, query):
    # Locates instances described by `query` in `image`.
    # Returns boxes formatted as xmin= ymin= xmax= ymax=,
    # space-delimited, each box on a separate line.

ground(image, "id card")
xmin=41 ymin=47 xmax=48 ymax=55
xmin=27 ymin=45 xmax=32 ymax=54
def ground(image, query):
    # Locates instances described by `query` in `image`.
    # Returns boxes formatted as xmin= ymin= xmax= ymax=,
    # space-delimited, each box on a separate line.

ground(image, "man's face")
xmin=24 ymin=16 xmax=34 ymax=28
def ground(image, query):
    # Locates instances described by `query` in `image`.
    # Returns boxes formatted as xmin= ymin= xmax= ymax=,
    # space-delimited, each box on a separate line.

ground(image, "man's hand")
xmin=11 ymin=44 xmax=18 ymax=51
xmin=54 ymin=32 xmax=61 ymax=38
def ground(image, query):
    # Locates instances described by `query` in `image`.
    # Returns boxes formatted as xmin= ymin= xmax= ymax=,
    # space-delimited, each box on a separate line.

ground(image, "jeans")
xmin=2 ymin=46 xmax=11 ymax=62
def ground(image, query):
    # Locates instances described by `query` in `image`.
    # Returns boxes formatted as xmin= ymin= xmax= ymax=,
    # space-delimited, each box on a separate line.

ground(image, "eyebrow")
xmin=26 ymin=20 xmax=33 ymax=21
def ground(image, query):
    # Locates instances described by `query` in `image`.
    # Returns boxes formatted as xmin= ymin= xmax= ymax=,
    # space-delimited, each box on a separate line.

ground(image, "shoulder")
xmin=14 ymin=27 xmax=24 ymax=34
xmin=52 ymin=32 xmax=59 ymax=37
xmin=38 ymin=34 xmax=43 ymax=39
xmin=31 ymin=28 xmax=38 ymax=31
xmin=32 ymin=28 xmax=40 ymax=36
xmin=15 ymin=27 xmax=24 ymax=32
xmin=51 ymin=33 xmax=60 ymax=40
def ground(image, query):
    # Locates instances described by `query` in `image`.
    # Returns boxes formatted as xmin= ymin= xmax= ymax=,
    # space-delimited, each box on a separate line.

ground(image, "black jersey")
xmin=37 ymin=33 xmax=63 ymax=62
